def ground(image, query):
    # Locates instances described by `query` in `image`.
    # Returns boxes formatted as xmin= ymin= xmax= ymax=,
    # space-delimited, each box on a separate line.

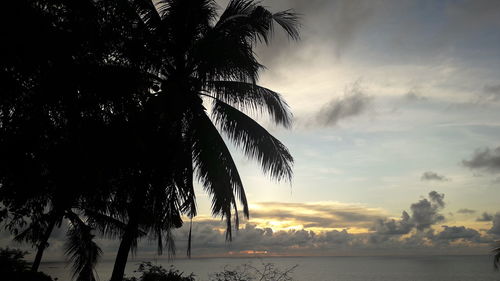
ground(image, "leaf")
xmin=212 ymin=100 xmax=293 ymax=182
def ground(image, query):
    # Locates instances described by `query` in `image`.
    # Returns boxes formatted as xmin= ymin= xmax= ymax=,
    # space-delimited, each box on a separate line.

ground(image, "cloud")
xmin=488 ymin=213 xmax=500 ymax=236
xmin=169 ymin=192 xmax=465 ymax=256
xmin=247 ymin=201 xmax=386 ymax=231
xmin=258 ymin=0 xmax=500 ymax=66
xmin=433 ymin=226 xmax=481 ymax=243
xmin=405 ymin=90 xmax=427 ymax=102
xmin=444 ymin=1 xmax=500 ymax=39
xmin=457 ymin=208 xmax=476 ymax=214
xmin=428 ymin=191 xmax=445 ymax=208
xmin=411 ymin=191 xmax=445 ymax=231
xmin=421 ymin=171 xmax=449 ymax=182
xmin=470 ymin=84 xmax=500 ymax=105
xmin=314 ymin=84 xmax=372 ymax=127
xmin=479 ymin=84 xmax=500 ymax=102
xmin=324 ymin=0 xmax=376 ymax=57
xmin=177 ymin=192 xmax=453 ymax=256
xmin=373 ymin=211 xmax=413 ymax=235
xmin=3 ymin=195 xmax=496 ymax=259
xmin=261 ymin=0 xmax=379 ymax=58
xmin=476 ymin=212 xmax=494 ymax=222
xmin=168 ymin=222 xmax=357 ymax=257
xmin=171 ymin=220 xmax=492 ymax=257
xmin=374 ymin=191 xmax=446 ymax=236
xmin=463 ymin=147 xmax=500 ymax=173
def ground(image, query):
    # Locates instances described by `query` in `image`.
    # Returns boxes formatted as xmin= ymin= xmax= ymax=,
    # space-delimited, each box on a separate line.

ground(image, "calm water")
xmin=40 ymin=255 xmax=500 ymax=281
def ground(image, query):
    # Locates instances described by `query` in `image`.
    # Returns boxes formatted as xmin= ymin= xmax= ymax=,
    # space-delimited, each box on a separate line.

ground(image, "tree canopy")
xmin=0 ymin=1 xmax=299 ymax=280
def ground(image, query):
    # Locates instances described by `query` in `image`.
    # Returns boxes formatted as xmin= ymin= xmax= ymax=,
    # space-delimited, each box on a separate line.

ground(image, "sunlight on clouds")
xmin=191 ymin=201 xmax=387 ymax=234
xmin=243 ymin=201 xmax=387 ymax=233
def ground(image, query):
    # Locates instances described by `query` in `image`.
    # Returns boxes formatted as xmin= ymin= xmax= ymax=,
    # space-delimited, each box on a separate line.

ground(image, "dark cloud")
xmin=411 ymin=191 xmax=445 ymax=231
xmin=428 ymin=191 xmax=445 ymax=208
xmin=315 ymin=84 xmax=372 ymax=127
xmin=463 ymin=147 xmax=500 ymax=173
xmin=433 ymin=226 xmax=481 ymax=243
xmin=373 ymin=211 xmax=413 ymax=235
xmin=170 ymin=220 xmax=490 ymax=257
xmin=488 ymin=213 xmax=500 ymax=236
xmin=374 ymin=191 xmax=446 ymax=237
xmin=476 ymin=212 xmax=494 ymax=222
xmin=421 ymin=171 xmax=449 ymax=182
xmin=170 ymin=222 xmax=355 ymax=256
xmin=457 ymin=208 xmax=476 ymax=214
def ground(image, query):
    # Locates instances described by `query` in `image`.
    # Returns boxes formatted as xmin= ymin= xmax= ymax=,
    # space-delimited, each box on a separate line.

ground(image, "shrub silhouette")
xmin=124 ymin=262 xmax=194 ymax=281
xmin=0 ymin=248 xmax=54 ymax=281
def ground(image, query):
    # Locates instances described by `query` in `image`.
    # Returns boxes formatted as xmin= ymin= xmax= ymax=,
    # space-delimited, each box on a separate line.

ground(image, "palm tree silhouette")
xmin=0 ymin=1 xmax=298 ymax=280
xmin=108 ymin=0 xmax=299 ymax=280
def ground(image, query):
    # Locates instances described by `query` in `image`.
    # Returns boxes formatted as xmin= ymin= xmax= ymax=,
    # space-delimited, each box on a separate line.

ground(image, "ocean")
xmin=40 ymin=255 xmax=500 ymax=281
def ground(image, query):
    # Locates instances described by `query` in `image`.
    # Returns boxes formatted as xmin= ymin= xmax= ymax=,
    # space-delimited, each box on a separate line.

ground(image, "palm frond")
xmin=494 ymin=241 xmax=500 ymax=270
xmin=13 ymin=216 xmax=49 ymax=245
xmin=206 ymin=80 xmax=292 ymax=128
xmin=191 ymin=31 xmax=262 ymax=82
xmin=145 ymin=183 xmax=184 ymax=257
xmin=158 ymin=0 xmax=217 ymax=21
xmin=218 ymin=0 xmax=255 ymax=23
xmin=81 ymin=208 xmax=127 ymax=239
xmin=216 ymin=0 xmax=271 ymax=43
xmin=215 ymin=0 xmax=300 ymax=44
xmin=187 ymin=217 xmax=193 ymax=257
xmin=190 ymin=111 xmax=247 ymax=239
xmin=13 ymin=212 xmax=59 ymax=247
xmin=157 ymin=0 xmax=218 ymax=49
xmin=173 ymin=131 xmax=197 ymax=218
xmin=65 ymin=213 xmax=102 ymax=281
xmin=128 ymin=0 xmax=161 ymax=31
xmin=271 ymin=10 xmax=301 ymax=41
xmin=212 ymin=100 xmax=293 ymax=182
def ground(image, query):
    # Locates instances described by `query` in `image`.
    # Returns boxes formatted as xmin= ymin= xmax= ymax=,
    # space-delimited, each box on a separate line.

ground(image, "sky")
xmin=3 ymin=0 xmax=500 ymax=261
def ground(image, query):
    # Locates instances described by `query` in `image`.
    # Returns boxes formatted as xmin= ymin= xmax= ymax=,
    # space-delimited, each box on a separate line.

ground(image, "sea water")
xmin=40 ymin=255 xmax=500 ymax=281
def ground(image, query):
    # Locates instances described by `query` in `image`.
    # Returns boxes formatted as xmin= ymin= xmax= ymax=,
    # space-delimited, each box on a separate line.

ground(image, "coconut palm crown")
xmin=137 ymin=0 xmax=299 ymax=237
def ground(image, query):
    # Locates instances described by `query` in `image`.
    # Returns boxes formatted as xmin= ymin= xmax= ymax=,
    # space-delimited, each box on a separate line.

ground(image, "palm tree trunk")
xmin=109 ymin=214 xmax=138 ymax=281
xmin=31 ymin=216 xmax=57 ymax=271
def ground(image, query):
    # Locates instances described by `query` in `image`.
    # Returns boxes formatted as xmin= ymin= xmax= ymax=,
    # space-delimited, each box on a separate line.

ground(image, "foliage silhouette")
xmin=106 ymin=0 xmax=299 ymax=280
xmin=0 ymin=1 xmax=298 ymax=281
xmin=0 ymin=0 xmax=154 ymax=278
xmin=124 ymin=262 xmax=195 ymax=281
xmin=123 ymin=262 xmax=297 ymax=281
xmin=209 ymin=263 xmax=297 ymax=281
xmin=0 ymin=248 xmax=54 ymax=281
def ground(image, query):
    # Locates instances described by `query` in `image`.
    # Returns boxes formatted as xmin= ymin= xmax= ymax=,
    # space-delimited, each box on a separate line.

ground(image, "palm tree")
xmin=109 ymin=0 xmax=299 ymax=280
xmin=64 ymin=212 xmax=102 ymax=281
